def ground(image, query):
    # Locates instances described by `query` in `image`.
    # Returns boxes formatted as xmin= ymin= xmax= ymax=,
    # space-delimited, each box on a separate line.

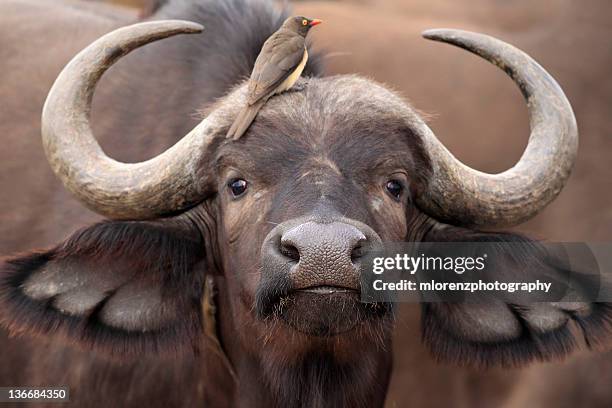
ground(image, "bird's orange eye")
xmin=302 ymin=19 xmax=308 ymax=26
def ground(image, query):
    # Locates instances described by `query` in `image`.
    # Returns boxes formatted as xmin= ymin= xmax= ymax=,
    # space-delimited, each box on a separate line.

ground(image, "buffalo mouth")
xmin=298 ymin=285 xmax=359 ymax=295
xmin=256 ymin=279 xmax=390 ymax=337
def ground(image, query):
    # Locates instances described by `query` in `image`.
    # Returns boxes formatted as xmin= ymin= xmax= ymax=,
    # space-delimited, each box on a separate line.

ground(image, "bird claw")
xmin=288 ymin=81 xmax=307 ymax=93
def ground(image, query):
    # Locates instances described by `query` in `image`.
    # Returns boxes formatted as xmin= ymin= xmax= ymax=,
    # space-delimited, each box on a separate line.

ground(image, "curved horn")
xmin=415 ymin=29 xmax=578 ymax=227
xmin=42 ymin=20 xmax=218 ymax=220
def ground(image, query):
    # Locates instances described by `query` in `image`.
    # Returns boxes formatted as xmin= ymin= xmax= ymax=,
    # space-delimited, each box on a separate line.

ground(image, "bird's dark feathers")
xmin=248 ymin=33 xmax=306 ymax=105
xmin=226 ymin=100 xmax=267 ymax=141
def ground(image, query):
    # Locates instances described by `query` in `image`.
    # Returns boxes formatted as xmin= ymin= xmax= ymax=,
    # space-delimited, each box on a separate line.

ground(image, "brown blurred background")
xmin=5 ymin=1 xmax=612 ymax=407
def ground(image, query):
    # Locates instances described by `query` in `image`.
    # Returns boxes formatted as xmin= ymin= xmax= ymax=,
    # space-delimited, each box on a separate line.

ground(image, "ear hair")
xmin=420 ymin=224 xmax=612 ymax=367
xmin=422 ymin=302 xmax=612 ymax=368
xmin=0 ymin=217 xmax=207 ymax=356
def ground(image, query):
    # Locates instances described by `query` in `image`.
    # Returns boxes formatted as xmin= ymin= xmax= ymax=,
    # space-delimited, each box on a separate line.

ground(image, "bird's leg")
xmin=287 ymin=79 xmax=309 ymax=93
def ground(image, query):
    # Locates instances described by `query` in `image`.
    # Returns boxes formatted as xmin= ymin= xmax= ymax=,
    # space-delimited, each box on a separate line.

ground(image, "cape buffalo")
xmin=0 ymin=0 xmax=610 ymax=407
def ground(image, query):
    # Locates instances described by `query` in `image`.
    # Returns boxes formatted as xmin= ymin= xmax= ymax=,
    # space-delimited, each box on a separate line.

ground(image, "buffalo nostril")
xmin=280 ymin=242 xmax=300 ymax=262
xmin=350 ymin=241 xmax=366 ymax=263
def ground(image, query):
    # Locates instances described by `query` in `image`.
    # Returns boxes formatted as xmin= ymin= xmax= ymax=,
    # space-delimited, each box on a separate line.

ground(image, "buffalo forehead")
xmin=216 ymin=75 xmax=424 ymax=179
xmin=218 ymin=75 xmax=422 ymax=143
xmin=257 ymin=75 xmax=420 ymax=134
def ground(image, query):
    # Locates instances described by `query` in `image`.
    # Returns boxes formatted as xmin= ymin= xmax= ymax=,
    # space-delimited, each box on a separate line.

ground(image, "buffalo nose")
xmin=279 ymin=221 xmax=369 ymax=290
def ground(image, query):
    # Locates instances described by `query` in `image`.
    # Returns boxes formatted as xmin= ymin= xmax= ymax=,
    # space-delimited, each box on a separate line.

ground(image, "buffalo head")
xmin=2 ymin=21 xmax=608 ymax=400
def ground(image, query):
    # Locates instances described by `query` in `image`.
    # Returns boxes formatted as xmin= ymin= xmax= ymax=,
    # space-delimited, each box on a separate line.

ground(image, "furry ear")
xmin=0 ymin=216 xmax=207 ymax=356
xmin=420 ymin=225 xmax=612 ymax=367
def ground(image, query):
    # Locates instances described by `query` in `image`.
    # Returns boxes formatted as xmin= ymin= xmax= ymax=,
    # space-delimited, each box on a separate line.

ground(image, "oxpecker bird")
xmin=226 ymin=16 xmax=322 ymax=140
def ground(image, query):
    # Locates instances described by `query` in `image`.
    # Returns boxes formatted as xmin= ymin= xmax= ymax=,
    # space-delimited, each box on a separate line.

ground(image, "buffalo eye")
xmin=385 ymin=179 xmax=404 ymax=200
xmin=228 ymin=178 xmax=248 ymax=198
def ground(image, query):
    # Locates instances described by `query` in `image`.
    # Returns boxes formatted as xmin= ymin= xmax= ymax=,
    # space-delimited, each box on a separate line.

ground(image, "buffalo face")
xmin=211 ymin=78 xmax=433 ymax=339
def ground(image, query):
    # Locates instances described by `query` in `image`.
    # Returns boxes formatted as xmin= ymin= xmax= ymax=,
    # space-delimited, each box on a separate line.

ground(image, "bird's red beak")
xmin=309 ymin=19 xmax=323 ymax=27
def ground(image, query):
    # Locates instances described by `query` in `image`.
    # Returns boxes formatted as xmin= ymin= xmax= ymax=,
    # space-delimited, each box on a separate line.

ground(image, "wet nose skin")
xmin=281 ymin=222 xmax=366 ymax=290
xmin=261 ymin=218 xmax=382 ymax=291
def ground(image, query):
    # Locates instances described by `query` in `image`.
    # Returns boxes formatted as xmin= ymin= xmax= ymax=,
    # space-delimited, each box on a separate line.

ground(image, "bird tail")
xmin=226 ymin=100 xmax=266 ymax=140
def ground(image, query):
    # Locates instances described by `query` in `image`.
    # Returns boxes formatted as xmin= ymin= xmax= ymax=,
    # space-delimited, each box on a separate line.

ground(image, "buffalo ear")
xmin=420 ymin=225 xmax=612 ymax=367
xmin=0 ymin=217 xmax=207 ymax=356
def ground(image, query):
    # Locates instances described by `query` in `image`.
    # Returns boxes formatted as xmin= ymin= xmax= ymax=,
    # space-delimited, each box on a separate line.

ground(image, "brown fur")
xmin=1 ymin=1 xmax=611 ymax=407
